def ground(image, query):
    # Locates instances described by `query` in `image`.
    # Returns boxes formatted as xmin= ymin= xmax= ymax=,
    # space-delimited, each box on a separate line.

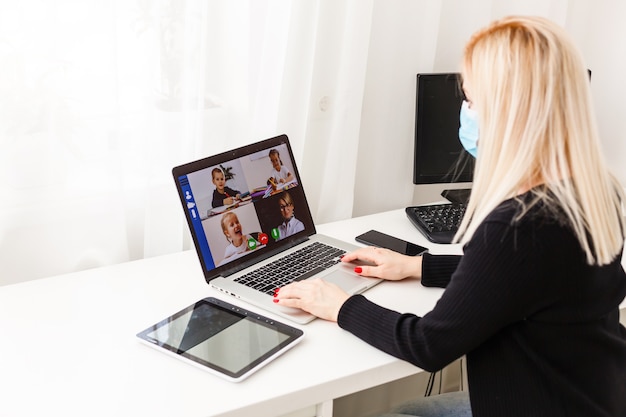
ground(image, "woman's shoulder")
xmin=485 ymin=191 xmax=568 ymax=230
xmin=471 ymin=195 xmax=577 ymax=262
xmin=482 ymin=197 xmax=523 ymax=224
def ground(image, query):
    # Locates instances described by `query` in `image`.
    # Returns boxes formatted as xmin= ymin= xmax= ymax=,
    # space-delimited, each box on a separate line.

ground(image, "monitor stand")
xmin=441 ymin=188 xmax=471 ymax=204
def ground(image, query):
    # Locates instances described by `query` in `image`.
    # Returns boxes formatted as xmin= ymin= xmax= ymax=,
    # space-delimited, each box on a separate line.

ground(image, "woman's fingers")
xmin=342 ymin=246 xmax=422 ymax=281
xmin=274 ymin=279 xmax=349 ymax=322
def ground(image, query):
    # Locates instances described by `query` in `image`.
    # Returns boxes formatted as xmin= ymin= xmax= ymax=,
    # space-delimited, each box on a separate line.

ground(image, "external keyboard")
xmin=405 ymin=203 xmax=466 ymax=244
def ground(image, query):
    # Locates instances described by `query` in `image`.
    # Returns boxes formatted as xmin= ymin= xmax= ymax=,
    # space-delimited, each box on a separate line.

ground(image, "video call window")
xmin=183 ymin=144 xmax=309 ymax=270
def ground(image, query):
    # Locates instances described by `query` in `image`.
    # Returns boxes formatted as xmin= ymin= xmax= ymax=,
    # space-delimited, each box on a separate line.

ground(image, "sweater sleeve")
xmin=211 ymin=189 xmax=223 ymax=208
xmin=421 ymin=253 xmax=461 ymax=288
xmin=338 ymin=216 xmax=552 ymax=372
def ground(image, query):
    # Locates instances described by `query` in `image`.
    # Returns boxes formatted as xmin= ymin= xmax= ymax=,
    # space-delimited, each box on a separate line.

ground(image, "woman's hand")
xmin=273 ymin=248 xmax=423 ymax=321
xmin=341 ymin=246 xmax=423 ymax=281
xmin=273 ymin=278 xmax=349 ymax=322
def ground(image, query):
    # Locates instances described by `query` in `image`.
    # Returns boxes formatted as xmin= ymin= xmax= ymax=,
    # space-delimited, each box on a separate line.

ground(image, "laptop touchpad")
xmin=322 ymin=269 xmax=370 ymax=293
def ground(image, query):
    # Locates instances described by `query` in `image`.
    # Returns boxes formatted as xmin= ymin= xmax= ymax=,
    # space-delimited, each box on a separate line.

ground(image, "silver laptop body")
xmin=172 ymin=134 xmax=381 ymax=324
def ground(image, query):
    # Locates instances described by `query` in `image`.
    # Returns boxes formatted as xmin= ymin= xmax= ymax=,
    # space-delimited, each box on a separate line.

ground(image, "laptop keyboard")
xmin=233 ymin=242 xmax=346 ymax=295
xmin=405 ymin=203 xmax=466 ymax=244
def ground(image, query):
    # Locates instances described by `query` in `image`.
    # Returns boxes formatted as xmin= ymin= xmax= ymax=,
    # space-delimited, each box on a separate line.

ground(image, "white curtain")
xmin=0 ymin=0 xmax=372 ymax=285
xmin=2 ymin=0 xmax=621 ymax=286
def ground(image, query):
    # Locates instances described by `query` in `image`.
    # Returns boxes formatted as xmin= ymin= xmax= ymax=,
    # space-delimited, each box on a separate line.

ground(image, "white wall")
xmin=353 ymin=0 xmax=626 ymax=217
xmin=566 ymin=3 xmax=626 ymax=184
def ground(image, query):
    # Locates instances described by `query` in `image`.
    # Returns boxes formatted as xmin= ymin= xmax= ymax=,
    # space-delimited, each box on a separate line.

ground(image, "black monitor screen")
xmin=413 ymin=73 xmax=474 ymax=184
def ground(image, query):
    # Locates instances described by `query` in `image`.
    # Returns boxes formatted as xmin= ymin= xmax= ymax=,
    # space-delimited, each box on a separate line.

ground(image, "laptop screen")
xmin=172 ymin=135 xmax=316 ymax=280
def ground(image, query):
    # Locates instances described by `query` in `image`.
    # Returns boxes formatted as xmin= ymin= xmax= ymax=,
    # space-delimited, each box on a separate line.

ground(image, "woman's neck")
xmin=517 ymin=177 xmax=545 ymax=195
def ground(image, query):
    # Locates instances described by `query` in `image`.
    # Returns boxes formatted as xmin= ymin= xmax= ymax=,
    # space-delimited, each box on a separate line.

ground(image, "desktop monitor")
xmin=413 ymin=73 xmax=474 ymax=186
xmin=412 ymin=71 xmax=590 ymax=205
xmin=412 ymin=70 xmax=591 ymax=186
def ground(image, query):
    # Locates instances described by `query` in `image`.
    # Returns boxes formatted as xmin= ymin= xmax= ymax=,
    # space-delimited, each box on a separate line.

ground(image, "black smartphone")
xmin=355 ymin=230 xmax=428 ymax=256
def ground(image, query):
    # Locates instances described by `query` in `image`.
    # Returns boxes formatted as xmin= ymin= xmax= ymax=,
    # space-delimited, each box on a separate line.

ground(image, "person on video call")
xmin=267 ymin=149 xmax=294 ymax=188
xmin=211 ymin=167 xmax=241 ymax=208
xmin=276 ymin=192 xmax=304 ymax=240
xmin=274 ymin=16 xmax=626 ymax=417
xmin=220 ymin=212 xmax=259 ymax=262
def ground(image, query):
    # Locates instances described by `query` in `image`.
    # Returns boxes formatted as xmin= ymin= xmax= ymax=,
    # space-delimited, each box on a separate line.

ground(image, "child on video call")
xmin=211 ymin=167 xmax=241 ymax=208
xmin=267 ymin=149 xmax=294 ymax=188
xmin=220 ymin=212 xmax=259 ymax=262
xmin=276 ymin=192 xmax=304 ymax=240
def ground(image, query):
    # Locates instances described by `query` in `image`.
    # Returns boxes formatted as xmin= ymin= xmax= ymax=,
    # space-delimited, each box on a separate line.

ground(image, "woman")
xmin=274 ymin=16 xmax=626 ymax=417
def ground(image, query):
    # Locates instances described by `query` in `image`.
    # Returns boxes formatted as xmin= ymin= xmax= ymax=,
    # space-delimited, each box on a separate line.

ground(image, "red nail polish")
xmin=273 ymin=298 xmax=279 ymax=303
xmin=354 ymin=267 xmax=362 ymax=274
xmin=274 ymin=287 xmax=280 ymax=293
xmin=339 ymin=254 xmax=345 ymax=259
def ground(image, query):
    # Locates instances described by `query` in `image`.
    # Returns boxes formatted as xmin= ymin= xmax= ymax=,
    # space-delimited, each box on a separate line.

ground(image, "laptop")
xmin=172 ymin=134 xmax=382 ymax=324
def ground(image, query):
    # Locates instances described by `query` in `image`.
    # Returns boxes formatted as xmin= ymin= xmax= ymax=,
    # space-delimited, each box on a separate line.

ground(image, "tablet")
xmin=136 ymin=297 xmax=304 ymax=382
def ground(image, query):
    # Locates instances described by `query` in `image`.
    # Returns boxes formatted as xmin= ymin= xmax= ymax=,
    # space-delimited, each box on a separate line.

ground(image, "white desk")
xmin=0 ymin=209 xmax=623 ymax=417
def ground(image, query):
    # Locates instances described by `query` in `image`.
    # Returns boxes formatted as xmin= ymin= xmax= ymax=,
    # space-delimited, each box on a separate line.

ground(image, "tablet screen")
xmin=137 ymin=297 xmax=304 ymax=381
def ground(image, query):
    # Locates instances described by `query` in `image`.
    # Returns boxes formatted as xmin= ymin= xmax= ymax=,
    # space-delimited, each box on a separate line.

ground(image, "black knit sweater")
xmin=338 ymin=196 xmax=626 ymax=417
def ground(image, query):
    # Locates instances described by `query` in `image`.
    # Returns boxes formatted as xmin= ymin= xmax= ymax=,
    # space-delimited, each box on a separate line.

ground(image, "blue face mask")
xmin=459 ymin=100 xmax=478 ymax=158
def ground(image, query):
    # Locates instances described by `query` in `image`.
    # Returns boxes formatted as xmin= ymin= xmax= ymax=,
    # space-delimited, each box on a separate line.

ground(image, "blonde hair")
xmin=457 ymin=16 xmax=625 ymax=265
xmin=279 ymin=191 xmax=294 ymax=207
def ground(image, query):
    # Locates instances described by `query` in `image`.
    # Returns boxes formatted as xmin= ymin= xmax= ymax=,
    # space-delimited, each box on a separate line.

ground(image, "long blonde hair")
xmin=456 ymin=16 xmax=625 ymax=265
